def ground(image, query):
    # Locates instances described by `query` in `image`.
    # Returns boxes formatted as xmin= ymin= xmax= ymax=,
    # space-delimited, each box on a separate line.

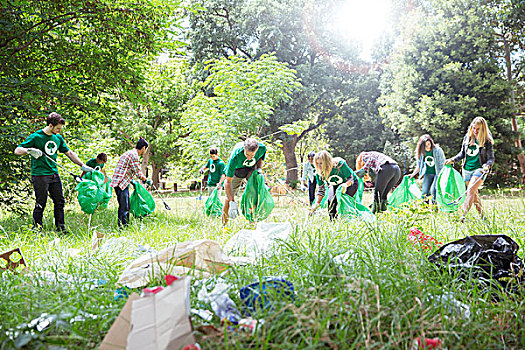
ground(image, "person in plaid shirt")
xmin=355 ymin=151 xmax=401 ymax=213
xmin=110 ymin=138 xmax=152 ymax=228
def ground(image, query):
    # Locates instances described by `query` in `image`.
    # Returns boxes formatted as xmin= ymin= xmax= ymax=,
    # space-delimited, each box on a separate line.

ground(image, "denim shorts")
xmin=462 ymin=168 xmax=484 ymax=182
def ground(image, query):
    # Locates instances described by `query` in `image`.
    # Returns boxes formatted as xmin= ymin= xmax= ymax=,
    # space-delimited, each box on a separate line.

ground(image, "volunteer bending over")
xmin=222 ymin=138 xmax=266 ymax=225
xmin=309 ymin=151 xmax=358 ymax=220
xmin=355 ymin=151 xmax=401 ymax=213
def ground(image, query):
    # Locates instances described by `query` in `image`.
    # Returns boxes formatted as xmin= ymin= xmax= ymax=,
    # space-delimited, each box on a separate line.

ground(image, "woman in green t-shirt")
xmin=309 ymin=150 xmax=358 ymax=220
xmin=409 ymin=134 xmax=445 ymax=203
xmin=445 ymin=117 xmax=494 ymax=221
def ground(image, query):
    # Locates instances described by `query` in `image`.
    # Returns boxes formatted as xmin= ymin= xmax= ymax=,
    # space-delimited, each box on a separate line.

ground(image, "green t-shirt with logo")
xmin=86 ymin=158 xmax=104 ymax=170
xmin=19 ymin=130 xmax=70 ymax=176
xmin=315 ymin=160 xmax=356 ymax=186
xmin=464 ymin=140 xmax=482 ymax=171
xmin=424 ymin=150 xmax=436 ymax=175
xmin=225 ymin=142 xmax=267 ymax=178
xmin=205 ymin=158 xmax=226 ymax=186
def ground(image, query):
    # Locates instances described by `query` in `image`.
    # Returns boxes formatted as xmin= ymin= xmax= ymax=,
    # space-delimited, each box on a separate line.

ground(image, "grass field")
xmin=0 ymin=189 xmax=524 ymax=349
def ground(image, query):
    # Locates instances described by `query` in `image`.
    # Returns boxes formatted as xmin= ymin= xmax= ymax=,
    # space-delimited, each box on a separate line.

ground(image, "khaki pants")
xmin=230 ymin=176 xmax=247 ymax=197
xmin=207 ymin=186 xmax=217 ymax=196
xmin=222 ymin=171 xmax=253 ymax=225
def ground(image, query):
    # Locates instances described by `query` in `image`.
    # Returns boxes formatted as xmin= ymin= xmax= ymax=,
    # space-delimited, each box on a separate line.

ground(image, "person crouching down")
xmin=309 ymin=151 xmax=358 ymax=220
xmin=222 ymin=138 xmax=266 ymax=225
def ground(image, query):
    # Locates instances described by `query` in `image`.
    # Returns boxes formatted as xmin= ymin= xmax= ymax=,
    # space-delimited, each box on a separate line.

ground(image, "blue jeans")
xmin=114 ymin=186 xmax=130 ymax=228
xmin=421 ymin=174 xmax=437 ymax=202
xmin=462 ymin=168 xmax=483 ymax=182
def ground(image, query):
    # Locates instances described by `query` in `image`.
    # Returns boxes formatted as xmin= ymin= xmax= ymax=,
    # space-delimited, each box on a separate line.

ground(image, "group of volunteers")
xmin=15 ymin=112 xmax=494 ymax=232
xmin=301 ymin=116 xmax=494 ymax=222
xmin=15 ymin=112 xmax=153 ymax=231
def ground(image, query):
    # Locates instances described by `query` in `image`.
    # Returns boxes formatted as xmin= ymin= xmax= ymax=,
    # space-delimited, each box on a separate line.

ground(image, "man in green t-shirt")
xmin=200 ymin=147 xmax=226 ymax=195
xmin=222 ymin=138 xmax=266 ymax=224
xmin=82 ymin=153 xmax=108 ymax=182
xmin=14 ymin=112 xmax=94 ymax=232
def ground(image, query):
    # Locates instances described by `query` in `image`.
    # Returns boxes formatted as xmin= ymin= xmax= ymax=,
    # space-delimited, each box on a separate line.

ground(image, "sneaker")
xmin=31 ymin=225 xmax=43 ymax=233
xmin=56 ymin=225 xmax=70 ymax=234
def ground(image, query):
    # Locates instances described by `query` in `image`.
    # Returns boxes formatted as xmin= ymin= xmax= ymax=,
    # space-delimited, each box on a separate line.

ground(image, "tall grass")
xmin=0 ymin=191 xmax=524 ymax=349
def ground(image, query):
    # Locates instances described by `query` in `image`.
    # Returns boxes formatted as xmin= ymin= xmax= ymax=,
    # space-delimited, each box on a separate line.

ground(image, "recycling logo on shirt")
xmin=210 ymin=163 xmax=216 ymax=173
xmin=243 ymin=158 xmax=256 ymax=167
xmin=327 ymin=174 xmax=343 ymax=186
xmin=425 ymin=155 xmax=435 ymax=167
xmin=466 ymin=144 xmax=479 ymax=157
xmin=45 ymin=141 xmax=58 ymax=156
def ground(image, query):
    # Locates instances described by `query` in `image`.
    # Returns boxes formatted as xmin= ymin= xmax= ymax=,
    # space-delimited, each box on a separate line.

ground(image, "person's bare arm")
xmin=217 ymin=174 xmax=226 ymax=187
xmin=64 ymin=150 xmax=84 ymax=167
xmin=225 ymin=176 xmax=234 ymax=202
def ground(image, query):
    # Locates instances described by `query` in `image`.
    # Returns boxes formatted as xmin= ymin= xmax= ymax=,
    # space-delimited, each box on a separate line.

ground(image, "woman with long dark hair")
xmin=409 ymin=134 xmax=445 ymax=203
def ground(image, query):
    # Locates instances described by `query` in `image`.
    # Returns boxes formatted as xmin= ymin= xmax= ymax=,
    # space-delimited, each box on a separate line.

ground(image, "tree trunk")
xmin=151 ymin=161 xmax=161 ymax=188
xmin=503 ymin=35 xmax=525 ymax=183
xmin=282 ymin=135 xmax=298 ymax=184
xmin=141 ymin=149 xmax=150 ymax=177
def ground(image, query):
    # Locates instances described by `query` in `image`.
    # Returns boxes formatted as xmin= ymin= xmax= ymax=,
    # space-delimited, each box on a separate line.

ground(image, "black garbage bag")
xmin=428 ymin=235 xmax=524 ymax=293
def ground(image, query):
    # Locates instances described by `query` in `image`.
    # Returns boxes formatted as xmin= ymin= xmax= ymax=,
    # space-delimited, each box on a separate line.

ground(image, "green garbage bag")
xmin=436 ymin=165 xmax=466 ymax=212
xmin=130 ymin=181 xmax=156 ymax=218
xmin=320 ymin=177 xmax=363 ymax=209
xmin=204 ymin=188 xmax=223 ymax=217
xmin=99 ymin=181 xmax=112 ymax=209
xmin=335 ymin=179 xmax=375 ymax=221
xmin=82 ymin=170 xmax=112 ymax=209
xmin=356 ymin=176 xmax=364 ymax=203
xmin=240 ymin=172 xmax=275 ymax=222
xmin=388 ymin=175 xmax=422 ymax=209
xmin=320 ymin=184 xmax=328 ymax=208
xmin=75 ymin=170 xmax=111 ymax=214
xmin=336 ymin=188 xmax=374 ymax=221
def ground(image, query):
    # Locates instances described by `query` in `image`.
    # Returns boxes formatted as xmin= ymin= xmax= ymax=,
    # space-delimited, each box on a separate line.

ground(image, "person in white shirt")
xmin=301 ymin=152 xmax=317 ymax=205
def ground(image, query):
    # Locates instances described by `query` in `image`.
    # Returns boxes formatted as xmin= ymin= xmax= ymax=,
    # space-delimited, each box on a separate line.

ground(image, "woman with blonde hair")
xmin=309 ymin=151 xmax=358 ymax=220
xmin=445 ymin=117 xmax=494 ymax=221
xmin=409 ymin=134 xmax=445 ymax=203
xmin=355 ymin=151 xmax=401 ymax=213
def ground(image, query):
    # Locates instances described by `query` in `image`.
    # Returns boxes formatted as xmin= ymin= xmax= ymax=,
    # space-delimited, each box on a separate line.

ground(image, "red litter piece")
xmin=165 ymin=275 xmax=180 ymax=286
xmin=412 ymin=337 xmax=442 ymax=349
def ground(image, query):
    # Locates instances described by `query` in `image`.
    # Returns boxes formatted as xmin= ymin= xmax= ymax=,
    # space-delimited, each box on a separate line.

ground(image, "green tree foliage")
xmin=113 ymin=58 xmax=195 ymax=186
xmin=379 ymin=0 xmax=514 ymax=184
xmin=324 ymin=72 xmax=398 ymax=165
xmin=489 ymin=0 xmax=525 ymax=182
xmin=180 ymin=54 xmax=299 ymax=176
xmin=186 ymin=0 xmax=371 ymax=182
xmin=0 ymin=0 xmax=182 ymax=209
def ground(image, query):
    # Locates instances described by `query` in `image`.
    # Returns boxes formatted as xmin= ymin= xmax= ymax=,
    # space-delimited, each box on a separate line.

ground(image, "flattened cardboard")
xmin=118 ymin=240 xmax=237 ymax=288
xmin=99 ymin=293 xmax=140 ymax=350
xmin=127 ymin=277 xmax=196 ymax=350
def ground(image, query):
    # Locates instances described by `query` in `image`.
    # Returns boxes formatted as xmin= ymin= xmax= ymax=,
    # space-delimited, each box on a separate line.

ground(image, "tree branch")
xmin=0 ymin=11 xmax=77 ymax=49
xmin=297 ymin=109 xmax=337 ymax=141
